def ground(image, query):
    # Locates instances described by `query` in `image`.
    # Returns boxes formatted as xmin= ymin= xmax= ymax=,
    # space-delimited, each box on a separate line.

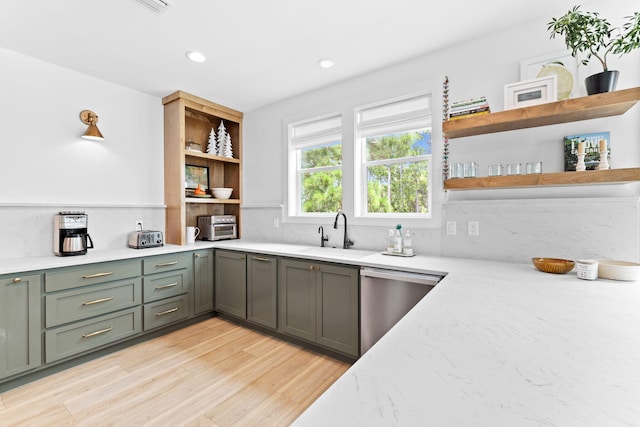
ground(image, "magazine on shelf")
xmin=563 ymin=131 xmax=610 ymax=171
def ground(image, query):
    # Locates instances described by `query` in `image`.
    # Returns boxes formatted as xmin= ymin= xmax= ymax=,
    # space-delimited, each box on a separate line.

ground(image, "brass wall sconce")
xmin=80 ymin=110 xmax=104 ymax=141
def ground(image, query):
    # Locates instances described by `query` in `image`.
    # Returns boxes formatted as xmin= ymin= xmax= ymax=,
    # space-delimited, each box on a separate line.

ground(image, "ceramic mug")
xmin=186 ymin=226 xmax=200 ymax=244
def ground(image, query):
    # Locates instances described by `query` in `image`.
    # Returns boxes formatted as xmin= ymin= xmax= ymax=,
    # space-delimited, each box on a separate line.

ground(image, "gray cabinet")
xmin=247 ymin=254 xmax=277 ymax=330
xmin=214 ymin=250 xmax=246 ymax=319
xmin=0 ymin=274 xmax=41 ymax=380
xmin=193 ymin=249 xmax=214 ymax=315
xmin=142 ymin=252 xmax=192 ymax=331
xmin=278 ymin=259 xmax=359 ymax=357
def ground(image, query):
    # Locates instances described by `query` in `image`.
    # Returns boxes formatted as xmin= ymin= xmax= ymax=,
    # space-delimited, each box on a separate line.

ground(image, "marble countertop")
xmin=3 ymin=240 xmax=639 ymax=425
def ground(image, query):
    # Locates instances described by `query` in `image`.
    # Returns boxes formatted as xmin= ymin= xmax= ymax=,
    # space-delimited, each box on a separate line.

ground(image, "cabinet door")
xmin=193 ymin=249 xmax=214 ymax=315
xmin=278 ymin=259 xmax=316 ymax=342
xmin=0 ymin=274 xmax=42 ymax=379
xmin=247 ymin=254 xmax=277 ymax=329
xmin=214 ymin=250 xmax=246 ymax=319
xmin=316 ymin=264 xmax=359 ymax=357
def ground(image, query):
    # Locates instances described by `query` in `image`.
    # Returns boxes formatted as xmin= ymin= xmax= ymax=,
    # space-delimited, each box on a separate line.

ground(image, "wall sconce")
xmin=79 ymin=110 xmax=104 ymax=141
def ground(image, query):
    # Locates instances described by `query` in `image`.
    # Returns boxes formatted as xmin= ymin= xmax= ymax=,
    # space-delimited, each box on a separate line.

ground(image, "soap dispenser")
xmin=394 ymin=224 xmax=403 ymax=254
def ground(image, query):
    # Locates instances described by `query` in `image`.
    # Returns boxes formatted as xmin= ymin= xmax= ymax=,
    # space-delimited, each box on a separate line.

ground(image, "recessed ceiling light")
xmin=318 ymin=59 xmax=335 ymax=69
xmin=185 ymin=51 xmax=206 ymax=63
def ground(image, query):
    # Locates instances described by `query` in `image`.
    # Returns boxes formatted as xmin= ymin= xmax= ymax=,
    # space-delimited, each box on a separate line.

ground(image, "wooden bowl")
xmin=532 ymin=257 xmax=575 ymax=274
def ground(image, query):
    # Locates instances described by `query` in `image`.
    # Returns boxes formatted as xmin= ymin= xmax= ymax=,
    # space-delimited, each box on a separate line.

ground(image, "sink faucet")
xmin=318 ymin=226 xmax=329 ymax=247
xmin=333 ymin=211 xmax=354 ymax=249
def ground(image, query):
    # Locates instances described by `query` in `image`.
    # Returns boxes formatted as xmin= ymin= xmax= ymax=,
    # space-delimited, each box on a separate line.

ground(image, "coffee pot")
xmin=54 ymin=212 xmax=94 ymax=256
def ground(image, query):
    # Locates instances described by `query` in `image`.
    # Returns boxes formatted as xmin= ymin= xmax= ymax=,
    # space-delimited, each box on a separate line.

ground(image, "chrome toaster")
xmin=128 ymin=230 xmax=164 ymax=249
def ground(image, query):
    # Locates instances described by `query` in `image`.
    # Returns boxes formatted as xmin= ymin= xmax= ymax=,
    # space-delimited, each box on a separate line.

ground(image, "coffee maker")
xmin=54 ymin=211 xmax=94 ymax=256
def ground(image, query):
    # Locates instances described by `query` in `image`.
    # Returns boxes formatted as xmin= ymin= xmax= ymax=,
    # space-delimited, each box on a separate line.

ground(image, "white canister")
xmin=576 ymin=259 xmax=598 ymax=280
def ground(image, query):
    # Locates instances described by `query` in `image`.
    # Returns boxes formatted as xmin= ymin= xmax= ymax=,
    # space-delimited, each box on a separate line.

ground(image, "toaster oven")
xmin=197 ymin=215 xmax=237 ymax=241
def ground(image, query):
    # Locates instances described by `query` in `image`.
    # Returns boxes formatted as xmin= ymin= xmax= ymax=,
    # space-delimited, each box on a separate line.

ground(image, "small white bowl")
xmin=598 ymin=260 xmax=640 ymax=281
xmin=212 ymin=188 xmax=233 ymax=199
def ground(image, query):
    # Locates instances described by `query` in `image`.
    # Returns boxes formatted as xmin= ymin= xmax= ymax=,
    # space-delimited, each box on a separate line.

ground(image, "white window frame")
xmin=354 ymin=92 xmax=433 ymax=220
xmin=286 ymin=113 xmax=342 ymax=219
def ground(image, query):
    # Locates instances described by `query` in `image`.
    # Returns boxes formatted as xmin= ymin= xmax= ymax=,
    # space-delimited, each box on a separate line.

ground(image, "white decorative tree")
xmin=223 ymin=132 xmax=233 ymax=158
xmin=206 ymin=127 xmax=216 ymax=154
xmin=216 ymin=121 xmax=227 ymax=156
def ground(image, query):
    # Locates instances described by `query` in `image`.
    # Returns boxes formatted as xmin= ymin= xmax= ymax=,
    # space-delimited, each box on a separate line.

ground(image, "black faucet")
xmin=318 ymin=226 xmax=329 ymax=247
xmin=333 ymin=211 xmax=354 ymax=249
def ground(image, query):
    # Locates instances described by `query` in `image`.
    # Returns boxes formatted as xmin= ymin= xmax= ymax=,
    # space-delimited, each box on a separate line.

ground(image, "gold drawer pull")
xmin=155 ymin=261 xmax=178 ymax=267
xmin=13 ymin=277 xmax=21 ymax=283
xmin=155 ymin=282 xmax=178 ymax=290
xmin=82 ymin=296 xmax=114 ymax=306
xmin=82 ymin=326 xmax=113 ymax=338
xmin=309 ymin=265 xmax=320 ymax=271
xmin=253 ymin=256 xmax=270 ymax=262
xmin=155 ymin=307 xmax=178 ymax=317
xmin=82 ymin=272 xmax=114 ymax=279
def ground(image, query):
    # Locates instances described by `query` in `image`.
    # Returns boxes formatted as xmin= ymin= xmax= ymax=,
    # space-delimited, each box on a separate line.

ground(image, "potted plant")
xmin=547 ymin=6 xmax=640 ymax=95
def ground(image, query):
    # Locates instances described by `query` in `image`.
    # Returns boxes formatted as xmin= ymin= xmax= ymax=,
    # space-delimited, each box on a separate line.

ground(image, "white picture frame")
xmin=520 ymin=51 xmax=578 ymax=100
xmin=504 ymin=75 xmax=557 ymax=110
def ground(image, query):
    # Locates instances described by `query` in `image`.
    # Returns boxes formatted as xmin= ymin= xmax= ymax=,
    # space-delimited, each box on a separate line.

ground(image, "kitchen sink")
xmin=296 ymin=246 xmax=374 ymax=259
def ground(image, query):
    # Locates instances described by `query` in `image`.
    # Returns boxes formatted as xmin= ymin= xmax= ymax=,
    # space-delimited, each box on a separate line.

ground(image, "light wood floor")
xmin=0 ymin=317 xmax=351 ymax=427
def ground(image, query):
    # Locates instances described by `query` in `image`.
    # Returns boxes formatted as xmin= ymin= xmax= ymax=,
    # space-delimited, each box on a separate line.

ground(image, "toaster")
xmin=128 ymin=230 xmax=164 ymax=249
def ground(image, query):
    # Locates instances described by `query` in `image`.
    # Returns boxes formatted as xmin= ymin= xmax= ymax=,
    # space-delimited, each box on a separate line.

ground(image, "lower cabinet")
xmin=193 ymin=249 xmax=214 ymax=315
xmin=278 ymin=259 xmax=359 ymax=357
xmin=215 ymin=250 xmax=247 ymax=319
xmin=247 ymin=254 xmax=278 ymax=330
xmin=143 ymin=294 xmax=190 ymax=331
xmin=0 ymin=274 xmax=42 ymax=380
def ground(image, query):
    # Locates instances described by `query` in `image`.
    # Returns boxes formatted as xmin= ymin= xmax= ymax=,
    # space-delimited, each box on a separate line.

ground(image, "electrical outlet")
xmin=135 ymin=220 xmax=144 ymax=230
xmin=446 ymin=221 xmax=457 ymax=235
xmin=273 ymin=218 xmax=280 ymax=228
xmin=468 ymin=221 xmax=479 ymax=236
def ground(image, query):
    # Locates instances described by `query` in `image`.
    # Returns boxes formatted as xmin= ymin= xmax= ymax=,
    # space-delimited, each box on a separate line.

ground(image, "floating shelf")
xmin=444 ymin=168 xmax=640 ymax=190
xmin=443 ymin=87 xmax=640 ymax=139
xmin=185 ymin=151 xmax=240 ymax=164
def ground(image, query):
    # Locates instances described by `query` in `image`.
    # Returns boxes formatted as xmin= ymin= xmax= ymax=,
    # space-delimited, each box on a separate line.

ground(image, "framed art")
xmin=185 ymin=164 xmax=209 ymax=190
xmin=520 ymin=51 xmax=578 ymax=100
xmin=504 ymin=75 xmax=557 ymax=110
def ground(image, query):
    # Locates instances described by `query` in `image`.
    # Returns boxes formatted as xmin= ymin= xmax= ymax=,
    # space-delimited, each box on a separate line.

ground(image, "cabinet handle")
xmin=82 ymin=326 xmax=113 ymax=338
xmin=155 ymin=261 xmax=178 ymax=267
xmin=155 ymin=307 xmax=178 ymax=317
xmin=253 ymin=256 xmax=270 ymax=262
xmin=82 ymin=272 xmax=114 ymax=279
xmin=194 ymin=254 xmax=200 ymax=258
xmin=82 ymin=296 xmax=114 ymax=306
xmin=314 ymin=265 xmax=321 ymax=271
xmin=155 ymin=282 xmax=178 ymax=290
xmin=13 ymin=277 xmax=21 ymax=283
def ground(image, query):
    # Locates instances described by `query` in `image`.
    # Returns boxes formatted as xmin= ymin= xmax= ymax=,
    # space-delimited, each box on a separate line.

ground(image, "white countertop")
xmin=3 ymin=240 xmax=639 ymax=425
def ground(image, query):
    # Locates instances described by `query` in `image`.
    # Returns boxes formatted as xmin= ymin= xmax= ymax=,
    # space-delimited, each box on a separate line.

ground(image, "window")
xmin=287 ymin=114 xmax=342 ymax=216
xmin=355 ymin=93 xmax=432 ymax=218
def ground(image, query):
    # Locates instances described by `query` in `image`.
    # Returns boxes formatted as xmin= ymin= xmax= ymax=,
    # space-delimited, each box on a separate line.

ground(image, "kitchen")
xmin=1 ymin=0 xmax=640 ymax=425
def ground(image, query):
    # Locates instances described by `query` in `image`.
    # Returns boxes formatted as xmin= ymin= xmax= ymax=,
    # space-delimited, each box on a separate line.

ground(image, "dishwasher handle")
xmin=360 ymin=267 xmax=442 ymax=285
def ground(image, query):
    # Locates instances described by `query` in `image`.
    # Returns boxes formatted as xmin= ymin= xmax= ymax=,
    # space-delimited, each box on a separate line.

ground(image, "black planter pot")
xmin=585 ymin=70 xmax=619 ymax=95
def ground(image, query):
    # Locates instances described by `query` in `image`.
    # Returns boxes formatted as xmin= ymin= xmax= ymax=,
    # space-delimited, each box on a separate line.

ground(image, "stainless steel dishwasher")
xmin=360 ymin=267 xmax=443 ymax=354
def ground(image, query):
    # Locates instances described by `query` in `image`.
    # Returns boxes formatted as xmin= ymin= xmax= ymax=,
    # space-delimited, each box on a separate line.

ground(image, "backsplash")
xmin=0 ymin=205 xmax=165 ymax=260
xmin=242 ymin=197 xmax=640 ymax=264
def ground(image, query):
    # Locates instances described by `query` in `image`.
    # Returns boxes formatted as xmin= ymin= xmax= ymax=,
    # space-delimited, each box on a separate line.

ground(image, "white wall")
xmin=242 ymin=0 xmax=640 ymax=262
xmin=0 ymin=47 xmax=165 ymax=258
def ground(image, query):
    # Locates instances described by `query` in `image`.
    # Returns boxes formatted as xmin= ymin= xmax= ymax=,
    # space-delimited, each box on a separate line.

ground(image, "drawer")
xmin=143 ymin=252 xmax=191 ymax=275
xmin=143 ymin=294 xmax=189 ymax=331
xmin=143 ymin=270 xmax=189 ymax=303
xmin=46 ymin=259 xmax=141 ymax=292
xmin=45 ymin=277 xmax=142 ymax=328
xmin=45 ymin=307 xmax=141 ymax=363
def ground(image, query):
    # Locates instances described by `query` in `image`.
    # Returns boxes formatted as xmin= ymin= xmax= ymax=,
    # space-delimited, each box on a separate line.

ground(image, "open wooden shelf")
xmin=443 ymin=87 xmax=640 ymax=139
xmin=185 ymin=198 xmax=241 ymax=204
xmin=444 ymin=168 xmax=640 ymax=190
xmin=185 ymin=150 xmax=240 ymax=164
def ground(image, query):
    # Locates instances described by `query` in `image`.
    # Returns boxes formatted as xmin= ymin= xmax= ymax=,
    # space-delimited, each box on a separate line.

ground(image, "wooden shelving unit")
xmin=443 ymin=87 xmax=640 ymax=191
xmin=443 ymin=87 xmax=640 ymax=139
xmin=445 ymin=168 xmax=640 ymax=190
xmin=163 ymin=91 xmax=243 ymax=245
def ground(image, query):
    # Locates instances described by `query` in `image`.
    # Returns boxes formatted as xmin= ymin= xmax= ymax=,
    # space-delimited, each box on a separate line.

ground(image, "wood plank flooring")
xmin=0 ymin=317 xmax=351 ymax=427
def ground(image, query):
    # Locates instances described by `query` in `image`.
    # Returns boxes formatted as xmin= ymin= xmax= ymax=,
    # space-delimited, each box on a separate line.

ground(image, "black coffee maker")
xmin=54 ymin=211 xmax=94 ymax=256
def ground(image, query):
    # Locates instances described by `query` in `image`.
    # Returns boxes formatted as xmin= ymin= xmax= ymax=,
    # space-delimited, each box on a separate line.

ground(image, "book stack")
xmin=449 ymin=97 xmax=490 ymax=121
